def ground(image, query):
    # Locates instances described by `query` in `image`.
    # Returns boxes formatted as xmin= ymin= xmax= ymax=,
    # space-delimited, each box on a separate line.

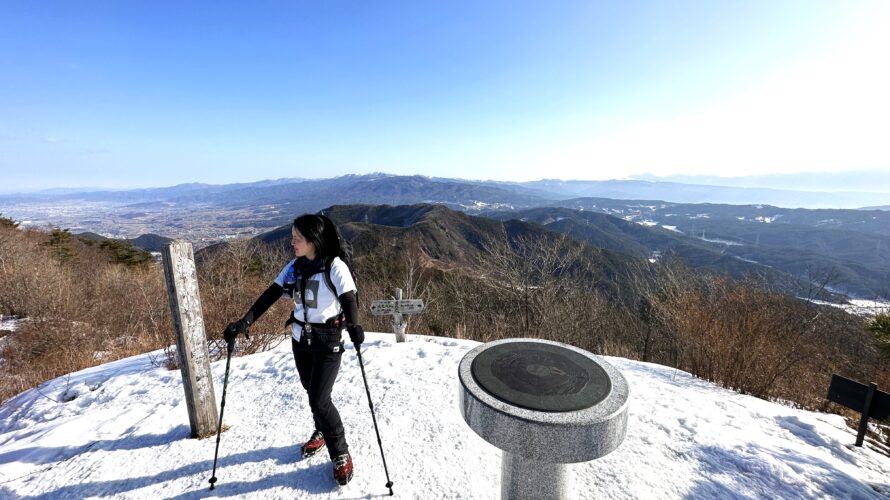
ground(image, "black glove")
xmin=347 ymin=324 xmax=365 ymax=346
xmin=223 ymin=318 xmax=250 ymax=345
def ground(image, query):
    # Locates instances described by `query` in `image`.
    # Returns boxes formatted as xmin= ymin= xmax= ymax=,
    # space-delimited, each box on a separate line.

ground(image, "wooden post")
xmin=393 ymin=288 xmax=407 ymax=343
xmin=855 ymin=383 xmax=877 ymax=447
xmin=162 ymin=240 xmax=218 ymax=439
xmin=369 ymin=290 xmax=425 ymax=344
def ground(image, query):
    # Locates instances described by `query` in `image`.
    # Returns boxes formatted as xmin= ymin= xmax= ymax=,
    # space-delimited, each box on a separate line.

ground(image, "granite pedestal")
xmin=458 ymin=338 xmax=629 ymax=499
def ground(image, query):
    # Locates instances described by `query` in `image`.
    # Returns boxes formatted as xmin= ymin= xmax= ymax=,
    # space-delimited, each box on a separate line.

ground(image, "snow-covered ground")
xmin=843 ymin=299 xmax=890 ymax=316
xmin=697 ymin=235 xmax=744 ymax=246
xmin=0 ymin=316 xmax=20 ymax=333
xmin=810 ymin=299 xmax=890 ymax=317
xmin=0 ymin=316 xmax=21 ymax=357
xmin=0 ymin=333 xmax=888 ymax=499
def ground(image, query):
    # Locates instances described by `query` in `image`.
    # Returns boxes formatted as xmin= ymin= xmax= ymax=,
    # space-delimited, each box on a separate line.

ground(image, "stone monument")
xmin=458 ymin=338 xmax=629 ymax=499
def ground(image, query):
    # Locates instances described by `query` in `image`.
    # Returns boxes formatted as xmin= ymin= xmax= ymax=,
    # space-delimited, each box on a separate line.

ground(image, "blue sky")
xmin=1 ymin=0 xmax=888 ymax=191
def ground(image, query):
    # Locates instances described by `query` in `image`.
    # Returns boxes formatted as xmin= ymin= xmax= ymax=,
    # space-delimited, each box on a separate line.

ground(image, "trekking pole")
xmin=209 ymin=340 xmax=236 ymax=491
xmin=356 ymin=346 xmax=394 ymax=496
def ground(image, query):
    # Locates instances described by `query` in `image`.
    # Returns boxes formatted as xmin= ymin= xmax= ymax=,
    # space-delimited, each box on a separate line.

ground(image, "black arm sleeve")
xmin=242 ymin=282 xmax=285 ymax=325
xmin=339 ymin=291 xmax=360 ymax=325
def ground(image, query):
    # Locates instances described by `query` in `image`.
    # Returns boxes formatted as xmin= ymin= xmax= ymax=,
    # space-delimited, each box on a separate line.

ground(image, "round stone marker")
xmin=459 ymin=338 xmax=630 ymax=499
xmin=471 ymin=341 xmax=611 ymax=412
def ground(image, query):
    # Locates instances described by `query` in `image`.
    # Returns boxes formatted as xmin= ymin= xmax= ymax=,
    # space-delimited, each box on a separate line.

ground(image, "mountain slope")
xmin=244 ymin=203 xmax=649 ymax=304
xmin=0 ymin=333 xmax=887 ymax=498
xmin=551 ymin=197 xmax=890 ymax=237
xmin=544 ymin=199 xmax=890 ymax=298
xmin=75 ymin=232 xmax=174 ymax=253
xmin=481 ymin=207 xmax=852 ymax=300
xmin=524 ymin=179 xmax=890 ymax=209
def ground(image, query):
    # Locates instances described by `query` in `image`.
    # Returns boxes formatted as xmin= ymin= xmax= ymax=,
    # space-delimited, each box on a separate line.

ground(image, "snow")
xmin=846 ymin=299 xmax=890 ymax=316
xmin=1 ymin=332 xmax=888 ymax=499
xmin=698 ymin=235 xmax=744 ymax=246
xmin=0 ymin=316 xmax=19 ymax=333
xmin=755 ymin=216 xmax=782 ymax=224
xmin=809 ymin=299 xmax=890 ymax=317
xmin=544 ymin=217 xmax=567 ymax=225
xmin=0 ymin=317 xmax=20 ymax=357
xmin=662 ymin=225 xmax=680 ymax=232
xmin=734 ymin=256 xmax=760 ymax=264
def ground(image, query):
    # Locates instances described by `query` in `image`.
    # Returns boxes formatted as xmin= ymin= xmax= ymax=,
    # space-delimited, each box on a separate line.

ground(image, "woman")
xmin=223 ymin=214 xmax=365 ymax=486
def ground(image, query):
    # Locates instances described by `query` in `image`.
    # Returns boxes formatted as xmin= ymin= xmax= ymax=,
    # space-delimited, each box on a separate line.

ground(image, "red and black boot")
xmin=332 ymin=453 xmax=354 ymax=486
xmin=301 ymin=430 xmax=326 ymax=459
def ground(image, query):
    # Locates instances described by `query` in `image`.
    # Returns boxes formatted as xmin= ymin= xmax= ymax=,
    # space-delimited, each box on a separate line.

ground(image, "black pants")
xmin=291 ymin=336 xmax=349 ymax=458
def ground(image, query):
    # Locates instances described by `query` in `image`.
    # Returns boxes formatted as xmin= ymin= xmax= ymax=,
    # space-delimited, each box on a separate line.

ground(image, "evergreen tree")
xmin=0 ymin=214 xmax=18 ymax=229
xmin=42 ymin=227 xmax=78 ymax=263
xmin=99 ymin=239 xmax=153 ymax=267
xmin=865 ymin=313 xmax=890 ymax=360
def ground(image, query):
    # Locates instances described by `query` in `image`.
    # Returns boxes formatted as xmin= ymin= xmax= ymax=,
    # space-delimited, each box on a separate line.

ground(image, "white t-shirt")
xmin=274 ymin=257 xmax=356 ymax=341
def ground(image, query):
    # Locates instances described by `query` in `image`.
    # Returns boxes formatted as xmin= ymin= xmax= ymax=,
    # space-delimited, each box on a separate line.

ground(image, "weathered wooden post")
xmin=162 ymin=240 xmax=218 ymax=438
xmin=369 ymin=288 xmax=425 ymax=342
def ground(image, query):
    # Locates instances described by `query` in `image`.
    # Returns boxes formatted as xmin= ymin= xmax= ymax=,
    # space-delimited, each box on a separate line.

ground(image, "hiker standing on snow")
xmin=223 ymin=214 xmax=364 ymax=486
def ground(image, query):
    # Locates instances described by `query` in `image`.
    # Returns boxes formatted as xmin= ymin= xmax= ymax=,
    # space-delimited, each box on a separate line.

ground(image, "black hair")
xmin=292 ymin=214 xmax=328 ymax=258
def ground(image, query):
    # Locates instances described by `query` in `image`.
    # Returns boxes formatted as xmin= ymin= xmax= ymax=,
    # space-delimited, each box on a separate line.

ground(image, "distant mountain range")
xmin=4 ymin=172 xmax=890 ymax=209
xmin=632 ymin=170 xmax=890 ymax=194
xmin=2 ymin=174 xmax=887 ymax=300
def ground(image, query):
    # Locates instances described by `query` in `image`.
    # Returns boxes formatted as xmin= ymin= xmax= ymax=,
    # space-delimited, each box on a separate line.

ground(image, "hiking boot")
xmin=301 ymin=430 xmax=326 ymax=459
xmin=332 ymin=453 xmax=354 ymax=485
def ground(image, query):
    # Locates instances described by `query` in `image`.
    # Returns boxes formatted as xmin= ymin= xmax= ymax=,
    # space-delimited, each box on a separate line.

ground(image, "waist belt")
xmin=294 ymin=317 xmax=345 ymax=336
xmin=296 ymin=319 xmax=343 ymax=348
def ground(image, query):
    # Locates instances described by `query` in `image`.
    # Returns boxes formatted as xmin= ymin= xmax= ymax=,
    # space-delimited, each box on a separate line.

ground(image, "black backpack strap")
xmin=300 ymin=274 xmax=310 ymax=332
xmin=324 ymin=256 xmax=339 ymax=303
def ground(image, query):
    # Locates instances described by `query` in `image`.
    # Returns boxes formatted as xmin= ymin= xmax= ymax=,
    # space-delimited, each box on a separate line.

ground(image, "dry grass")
xmin=0 ymin=226 xmax=174 ymax=402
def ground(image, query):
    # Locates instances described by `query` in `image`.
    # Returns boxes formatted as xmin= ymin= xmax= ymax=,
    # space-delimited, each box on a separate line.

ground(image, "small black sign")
xmin=828 ymin=375 xmax=890 ymax=420
xmin=827 ymin=374 xmax=889 ymax=447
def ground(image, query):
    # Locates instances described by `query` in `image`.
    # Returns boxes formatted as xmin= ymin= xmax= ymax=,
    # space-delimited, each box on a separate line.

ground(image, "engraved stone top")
xmin=471 ymin=342 xmax=610 ymax=412
xmin=459 ymin=338 xmax=630 ymax=463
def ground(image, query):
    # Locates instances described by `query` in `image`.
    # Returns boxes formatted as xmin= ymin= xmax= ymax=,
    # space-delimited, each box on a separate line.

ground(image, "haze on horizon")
xmin=1 ymin=1 xmax=888 ymax=192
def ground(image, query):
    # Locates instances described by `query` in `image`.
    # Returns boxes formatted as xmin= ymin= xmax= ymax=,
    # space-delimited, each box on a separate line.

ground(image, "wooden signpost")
xmin=827 ymin=374 xmax=890 ymax=446
xmin=369 ymin=288 xmax=425 ymax=342
xmin=162 ymin=240 xmax=218 ymax=439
